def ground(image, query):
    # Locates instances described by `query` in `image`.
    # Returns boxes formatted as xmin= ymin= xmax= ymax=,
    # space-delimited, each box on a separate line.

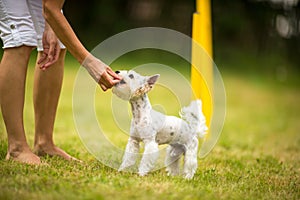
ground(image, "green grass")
xmin=0 ymin=52 xmax=299 ymax=200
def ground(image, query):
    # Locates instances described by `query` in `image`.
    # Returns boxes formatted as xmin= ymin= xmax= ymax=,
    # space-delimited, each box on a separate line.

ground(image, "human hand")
xmin=82 ymin=55 xmax=121 ymax=91
xmin=37 ymin=24 xmax=61 ymax=70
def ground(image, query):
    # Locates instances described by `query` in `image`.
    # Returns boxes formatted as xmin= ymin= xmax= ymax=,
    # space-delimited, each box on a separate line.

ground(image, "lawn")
xmin=0 ymin=51 xmax=299 ymax=200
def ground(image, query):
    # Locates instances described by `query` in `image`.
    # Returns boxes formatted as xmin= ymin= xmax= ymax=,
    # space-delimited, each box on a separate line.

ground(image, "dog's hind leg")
xmin=138 ymin=139 xmax=159 ymax=176
xmin=183 ymin=137 xmax=199 ymax=179
xmin=119 ymin=137 xmax=140 ymax=171
xmin=165 ymin=145 xmax=183 ymax=176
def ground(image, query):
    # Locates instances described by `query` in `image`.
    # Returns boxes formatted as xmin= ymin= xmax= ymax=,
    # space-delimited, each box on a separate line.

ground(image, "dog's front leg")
xmin=119 ymin=137 xmax=140 ymax=171
xmin=138 ymin=139 xmax=159 ymax=176
xmin=183 ymin=137 xmax=199 ymax=179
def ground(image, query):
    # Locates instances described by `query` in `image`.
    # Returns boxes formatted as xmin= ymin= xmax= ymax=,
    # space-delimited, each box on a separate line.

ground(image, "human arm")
xmin=42 ymin=0 xmax=121 ymax=91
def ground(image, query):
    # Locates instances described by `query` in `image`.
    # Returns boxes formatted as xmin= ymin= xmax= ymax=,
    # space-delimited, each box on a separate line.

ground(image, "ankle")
xmin=34 ymin=137 xmax=54 ymax=148
xmin=7 ymin=143 xmax=31 ymax=158
xmin=34 ymin=140 xmax=56 ymax=153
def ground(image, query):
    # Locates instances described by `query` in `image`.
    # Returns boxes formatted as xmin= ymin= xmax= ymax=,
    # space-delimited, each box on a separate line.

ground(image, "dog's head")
xmin=112 ymin=70 xmax=160 ymax=101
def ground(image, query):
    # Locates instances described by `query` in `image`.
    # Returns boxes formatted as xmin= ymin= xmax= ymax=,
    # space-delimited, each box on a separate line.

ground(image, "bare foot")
xmin=6 ymin=149 xmax=41 ymax=165
xmin=34 ymin=145 xmax=81 ymax=162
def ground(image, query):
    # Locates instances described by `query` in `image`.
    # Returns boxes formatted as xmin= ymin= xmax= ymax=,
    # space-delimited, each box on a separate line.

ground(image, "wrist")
xmin=72 ymin=46 xmax=91 ymax=65
xmin=80 ymin=53 xmax=96 ymax=68
xmin=44 ymin=22 xmax=53 ymax=33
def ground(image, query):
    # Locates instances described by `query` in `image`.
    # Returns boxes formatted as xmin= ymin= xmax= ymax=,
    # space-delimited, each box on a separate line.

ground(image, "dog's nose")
xmin=115 ymin=70 xmax=120 ymax=74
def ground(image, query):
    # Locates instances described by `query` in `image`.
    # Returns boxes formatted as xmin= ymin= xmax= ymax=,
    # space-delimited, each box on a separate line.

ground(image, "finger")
xmin=98 ymin=73 xmax=112 ymax=88
xmin=47 ymin=42 xmax=55 ymax=62
xmin=107 ymin=68 xmax=122 ymax=80
xmin=99 ymin=83 xmax=108 ymax=91
xmin=46 ymin=43 xmax=61 ymax=66
xmin=51 ymin=44 xmax=61 ymax=64
xmin=44 ymin=45 xmax=60 ymax=68
xmin=104 ymin=72 xmax=119 ymax=88
xmin=100 ymin=79 xmax=120 ymax=90
xmin=111 ymin=79 xmax=121 ymax=85
xmin=38 ymin=52 xmax=47 ymax=66
xmin=39 ymin=58 xmax=48 ymax=70
xmin=98 ymin=72 xmax=118 ymax=90
xmin=39 ymin=55 xmax=52 ymax=70
xmin=40 ymin=47 xmax=55 ymax=70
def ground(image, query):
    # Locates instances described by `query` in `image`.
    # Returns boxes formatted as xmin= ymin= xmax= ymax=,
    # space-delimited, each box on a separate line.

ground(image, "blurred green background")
xmin=1 ymin=0 xmax=299 ymax=73
xmin=60 ymin=0 xmax=300 ymax=72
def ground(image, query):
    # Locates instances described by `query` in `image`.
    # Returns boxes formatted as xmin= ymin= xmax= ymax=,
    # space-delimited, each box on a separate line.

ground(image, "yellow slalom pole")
xmin=191 ymin=0 xmax=213 ymax=134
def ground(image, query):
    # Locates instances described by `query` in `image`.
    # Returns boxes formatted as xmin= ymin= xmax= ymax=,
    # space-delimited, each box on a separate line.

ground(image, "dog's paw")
xmin=138 ymin=170 xmax=148 ymax=176
xmin=166 ymin=167 xmax=180 ymax=176
xmin=118 ymin=165 xmax=126 ymax=172
xmin=166 ymin=171 xmax=175 ymax=177
xmin=118 ymin=168 xmax=123 ymax=172
xmin=183 ymin=172 xmax=195 ymax=180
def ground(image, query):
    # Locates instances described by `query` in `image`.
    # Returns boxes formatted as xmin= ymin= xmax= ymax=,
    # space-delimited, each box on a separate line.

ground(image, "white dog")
xmin=112 ymin=70 xmax=207 ymax=179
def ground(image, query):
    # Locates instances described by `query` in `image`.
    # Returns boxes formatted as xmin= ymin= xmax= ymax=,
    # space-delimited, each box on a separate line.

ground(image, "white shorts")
xmin=0 ymin=0 xmax=65 ymax=51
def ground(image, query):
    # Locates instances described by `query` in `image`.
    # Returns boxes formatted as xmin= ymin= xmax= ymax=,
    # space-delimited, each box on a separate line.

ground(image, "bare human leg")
xmin=33 ymin=49 xmax=79 ymax=161
xmin=0 ymin=46 xmax=41 ymax=165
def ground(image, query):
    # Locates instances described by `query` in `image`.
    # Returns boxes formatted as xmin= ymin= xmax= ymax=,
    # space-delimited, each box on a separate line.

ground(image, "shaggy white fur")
xmin=112 ymin=70 xmax=207 ymax=179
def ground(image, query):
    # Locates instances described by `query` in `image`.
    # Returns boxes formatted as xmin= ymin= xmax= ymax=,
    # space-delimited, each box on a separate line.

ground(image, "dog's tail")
xmin=179 ymin=99 xmax=208 ymax=138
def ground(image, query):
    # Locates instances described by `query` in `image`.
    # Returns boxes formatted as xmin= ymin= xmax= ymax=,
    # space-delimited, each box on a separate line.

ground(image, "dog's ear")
xmin=147 ymin=74 xmax=160 ymax=86
xmin=131 ymin=74 xmax=160 ymax=99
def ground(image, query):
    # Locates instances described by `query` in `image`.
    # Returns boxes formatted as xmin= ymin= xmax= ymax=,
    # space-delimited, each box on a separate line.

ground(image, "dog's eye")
xmin=120 ymin=79 xmax=126 ymax=84
xmin=129 ymin=74 xmax=134 ymax=79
